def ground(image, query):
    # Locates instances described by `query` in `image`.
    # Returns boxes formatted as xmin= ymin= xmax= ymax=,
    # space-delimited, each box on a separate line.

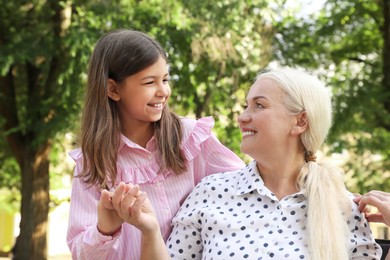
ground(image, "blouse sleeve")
xmin=181 ymin=117 xmax=245 ymax=184
xmin=66 ymin=149 xmax=122 ymax=260
xmin=347 ymin=196 xmax=383 ymax=259
xmin=202 ymin=133 xmax=245 ymax=174
xmin=166 ymin=177 xmax=211 ymax=260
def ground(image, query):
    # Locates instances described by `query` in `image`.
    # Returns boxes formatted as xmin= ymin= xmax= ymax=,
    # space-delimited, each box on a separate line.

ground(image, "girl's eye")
xmin=242 ymin=104 xmax=248 ymax=110
xmin=145 ymin=81 xmax=154 ymax=85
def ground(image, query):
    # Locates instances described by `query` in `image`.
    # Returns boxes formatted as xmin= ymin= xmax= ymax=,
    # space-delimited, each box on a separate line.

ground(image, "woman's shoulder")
xmin=197 ymin=168 xmax=243 ymax=188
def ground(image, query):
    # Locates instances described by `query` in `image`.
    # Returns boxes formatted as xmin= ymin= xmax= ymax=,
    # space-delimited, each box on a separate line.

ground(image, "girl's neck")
xmin=122 ymin=123 xmax=154 ymax=148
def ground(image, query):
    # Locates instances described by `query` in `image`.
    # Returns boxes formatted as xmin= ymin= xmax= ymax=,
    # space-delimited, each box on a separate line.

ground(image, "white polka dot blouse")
xmin=167 ymin=161 xmax=382 ymax=259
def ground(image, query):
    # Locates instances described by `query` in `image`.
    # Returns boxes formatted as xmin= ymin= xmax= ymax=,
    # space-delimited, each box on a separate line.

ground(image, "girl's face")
xmin=237 ymin=78 xmax=298 ymax=161
xmin=108 ymin=56 xmax=171 ymax=128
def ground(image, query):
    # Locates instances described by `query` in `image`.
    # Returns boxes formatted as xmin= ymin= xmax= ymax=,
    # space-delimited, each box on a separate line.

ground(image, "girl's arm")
xmin=67 ymin=177 xmax=124 ymax=259
xmin=354 ymin=190 xmax=390 ymax=226
xmin=111 ymin=183 xmax=170 ymax=260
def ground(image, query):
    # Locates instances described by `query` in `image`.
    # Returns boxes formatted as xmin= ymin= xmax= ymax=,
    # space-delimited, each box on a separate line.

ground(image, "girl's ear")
xmin=291 ymin=111 xmax=308 ymax=136
xmin=107 ymin=79 xmax=120 ymax=101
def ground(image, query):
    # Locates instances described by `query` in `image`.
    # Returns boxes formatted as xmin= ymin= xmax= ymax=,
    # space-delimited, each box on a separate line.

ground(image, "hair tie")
xmin=304 ymin=150 xmax=317 ymax=162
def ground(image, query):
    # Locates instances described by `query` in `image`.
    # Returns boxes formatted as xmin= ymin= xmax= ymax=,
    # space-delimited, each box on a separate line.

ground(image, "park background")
xmin=0 ymin=0 xmax=389 ymax=259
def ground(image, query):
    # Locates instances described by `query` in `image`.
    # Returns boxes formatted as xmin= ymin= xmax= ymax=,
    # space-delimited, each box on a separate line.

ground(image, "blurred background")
xmin=1 ymin=0 xmax=389 ymax=259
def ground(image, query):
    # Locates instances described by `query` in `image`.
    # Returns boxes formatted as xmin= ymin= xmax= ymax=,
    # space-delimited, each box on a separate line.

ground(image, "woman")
xmin=166 ymin=68 xmax=382 ymax=259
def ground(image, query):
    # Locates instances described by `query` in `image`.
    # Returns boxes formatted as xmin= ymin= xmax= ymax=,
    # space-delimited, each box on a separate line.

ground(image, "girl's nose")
xmin=157 ymin=82 xmax=171 ymax=97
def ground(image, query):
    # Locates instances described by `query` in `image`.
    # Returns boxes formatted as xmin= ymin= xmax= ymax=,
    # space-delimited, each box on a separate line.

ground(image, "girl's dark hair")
xmin=79 ymin=29 xmax=186 ymax=189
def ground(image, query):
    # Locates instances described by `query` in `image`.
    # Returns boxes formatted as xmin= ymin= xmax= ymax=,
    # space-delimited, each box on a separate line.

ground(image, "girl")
xmin=66 ymin=29 xmax=245 ymax=260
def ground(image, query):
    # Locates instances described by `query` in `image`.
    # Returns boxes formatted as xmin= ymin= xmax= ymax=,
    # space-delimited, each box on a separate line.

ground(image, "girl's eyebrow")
xmin=140 ymin=73 xmax=169 ymax=81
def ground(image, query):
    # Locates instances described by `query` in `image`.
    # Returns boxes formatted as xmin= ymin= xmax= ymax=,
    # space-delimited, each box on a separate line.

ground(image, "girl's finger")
xmin=130 ymin=192 xmax=147 ymax=215
xmin=100 ymin=190 xmax=115 ymax=210
xmin=111 ymin=182 xmax=126 ymax=212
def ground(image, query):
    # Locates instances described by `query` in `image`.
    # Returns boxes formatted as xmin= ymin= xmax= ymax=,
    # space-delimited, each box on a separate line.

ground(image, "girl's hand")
xmin=119 ymin=184 xmax=160 ymax=233
xmin=354 ymin=190 xmax=390 ymax=227
xmin=97 ymin=182 xmax=134 ymax=235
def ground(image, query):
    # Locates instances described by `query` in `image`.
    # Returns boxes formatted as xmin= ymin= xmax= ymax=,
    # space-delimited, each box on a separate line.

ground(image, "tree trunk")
xmin=383 ymin=0 xmax=390 ymax=128
xmin=12 ymin=143 xmax=50 ymax=260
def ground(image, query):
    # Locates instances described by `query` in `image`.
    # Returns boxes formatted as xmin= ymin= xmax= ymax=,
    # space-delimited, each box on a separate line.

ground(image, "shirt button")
xmin=148 ymin=155 xmax=152 ymax=160
xmin=156 ymin=182 xmax=162 ymax=187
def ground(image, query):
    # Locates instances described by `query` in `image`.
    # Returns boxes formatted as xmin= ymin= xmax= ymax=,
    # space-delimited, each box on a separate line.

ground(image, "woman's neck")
xmin=256 ymin=159 xmax=304 ymax=200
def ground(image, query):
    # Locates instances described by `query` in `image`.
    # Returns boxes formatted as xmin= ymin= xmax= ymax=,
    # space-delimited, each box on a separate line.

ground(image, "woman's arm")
xmin=348 ymin=197 xmax=383 ymax=259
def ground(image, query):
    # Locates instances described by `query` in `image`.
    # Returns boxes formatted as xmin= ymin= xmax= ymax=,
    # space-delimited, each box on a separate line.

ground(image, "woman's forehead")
xmin=248 ymin=78 xmax=280 ymax=97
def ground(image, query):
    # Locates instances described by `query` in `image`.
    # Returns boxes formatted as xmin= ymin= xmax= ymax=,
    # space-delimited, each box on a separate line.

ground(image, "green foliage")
xmin=2 ymin=2 xmax=389 ymax=248
xmin=274 ymin=0 xmax=390 ymax=192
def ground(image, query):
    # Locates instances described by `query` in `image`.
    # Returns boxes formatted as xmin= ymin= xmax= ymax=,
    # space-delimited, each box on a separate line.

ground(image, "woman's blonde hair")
xmin=258 ymin=68 xmax=351 ymax=259
xmin=79 ymin=29 xmax=187 ymax=189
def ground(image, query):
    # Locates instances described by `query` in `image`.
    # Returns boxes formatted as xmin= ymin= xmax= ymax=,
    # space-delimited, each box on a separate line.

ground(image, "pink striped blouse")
xmin=66 ymin=117 xmax=245 ymax=260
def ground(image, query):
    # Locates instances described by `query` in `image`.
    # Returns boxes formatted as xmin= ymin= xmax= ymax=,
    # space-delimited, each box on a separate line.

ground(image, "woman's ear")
xmin=291 ymin=111 xmax=308 ymax=136
xmin=107 ymin=79 xmax=120 ymax=101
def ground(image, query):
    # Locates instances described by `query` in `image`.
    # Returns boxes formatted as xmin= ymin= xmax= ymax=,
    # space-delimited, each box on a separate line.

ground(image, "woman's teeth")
xmin=242 ymin=131 xmax=255 ymax=137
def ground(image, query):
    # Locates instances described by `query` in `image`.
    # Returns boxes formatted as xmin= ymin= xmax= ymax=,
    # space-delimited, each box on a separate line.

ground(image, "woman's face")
xmin=237 ymin=78 xmax=298 ymax=160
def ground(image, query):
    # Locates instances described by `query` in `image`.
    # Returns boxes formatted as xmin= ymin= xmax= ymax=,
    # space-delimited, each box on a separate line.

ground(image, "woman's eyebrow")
xmin=248 ymin=95 xmax=267 ymax=102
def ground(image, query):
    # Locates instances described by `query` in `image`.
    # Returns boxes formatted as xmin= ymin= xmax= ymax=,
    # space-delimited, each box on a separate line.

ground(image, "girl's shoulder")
xmin=179 ymin=117 xmax=215 ymax=161
xmin=68 ymin=147 xmax=82 ymax=161
xmin=179 ymin=116 xmax=214 ymax=140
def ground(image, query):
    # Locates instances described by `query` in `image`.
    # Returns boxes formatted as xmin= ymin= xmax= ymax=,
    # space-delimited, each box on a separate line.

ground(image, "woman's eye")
xmin=255 ymin=103 xmax=264 ymax=109
xmin=242 ymin=105 xmax=248 ymax=110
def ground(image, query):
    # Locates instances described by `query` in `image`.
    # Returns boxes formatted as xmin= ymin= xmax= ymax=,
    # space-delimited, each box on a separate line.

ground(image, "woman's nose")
xmin=237 ymin=112 xmax=250 ymax=124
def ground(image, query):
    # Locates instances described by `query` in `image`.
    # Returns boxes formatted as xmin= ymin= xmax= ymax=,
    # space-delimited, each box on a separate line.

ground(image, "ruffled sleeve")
xmin=69 ymin=148 xmax=83 ymax=177
xmin=180 ymin=116 xmax=214 ymax=161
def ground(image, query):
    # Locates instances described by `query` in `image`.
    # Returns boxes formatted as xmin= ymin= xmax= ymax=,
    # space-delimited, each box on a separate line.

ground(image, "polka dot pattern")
xmin=167 ymin=161 xmax=382 ymax=259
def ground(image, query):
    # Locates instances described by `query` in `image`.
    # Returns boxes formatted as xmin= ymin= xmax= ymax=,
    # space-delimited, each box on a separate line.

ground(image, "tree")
xmin=274 ymin=0 xmax=390 ymax=192
xmin=0 ymin=0 xmax=282 ymax=258
xmin=0 ymin=1 xmax=98 ymax=258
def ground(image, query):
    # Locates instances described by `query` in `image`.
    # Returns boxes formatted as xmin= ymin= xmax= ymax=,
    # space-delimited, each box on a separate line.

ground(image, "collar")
xmin=235 ymin=160 xmax=306 ymax=201
xmin=118 ymin=133 xmax=157 ymax=152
